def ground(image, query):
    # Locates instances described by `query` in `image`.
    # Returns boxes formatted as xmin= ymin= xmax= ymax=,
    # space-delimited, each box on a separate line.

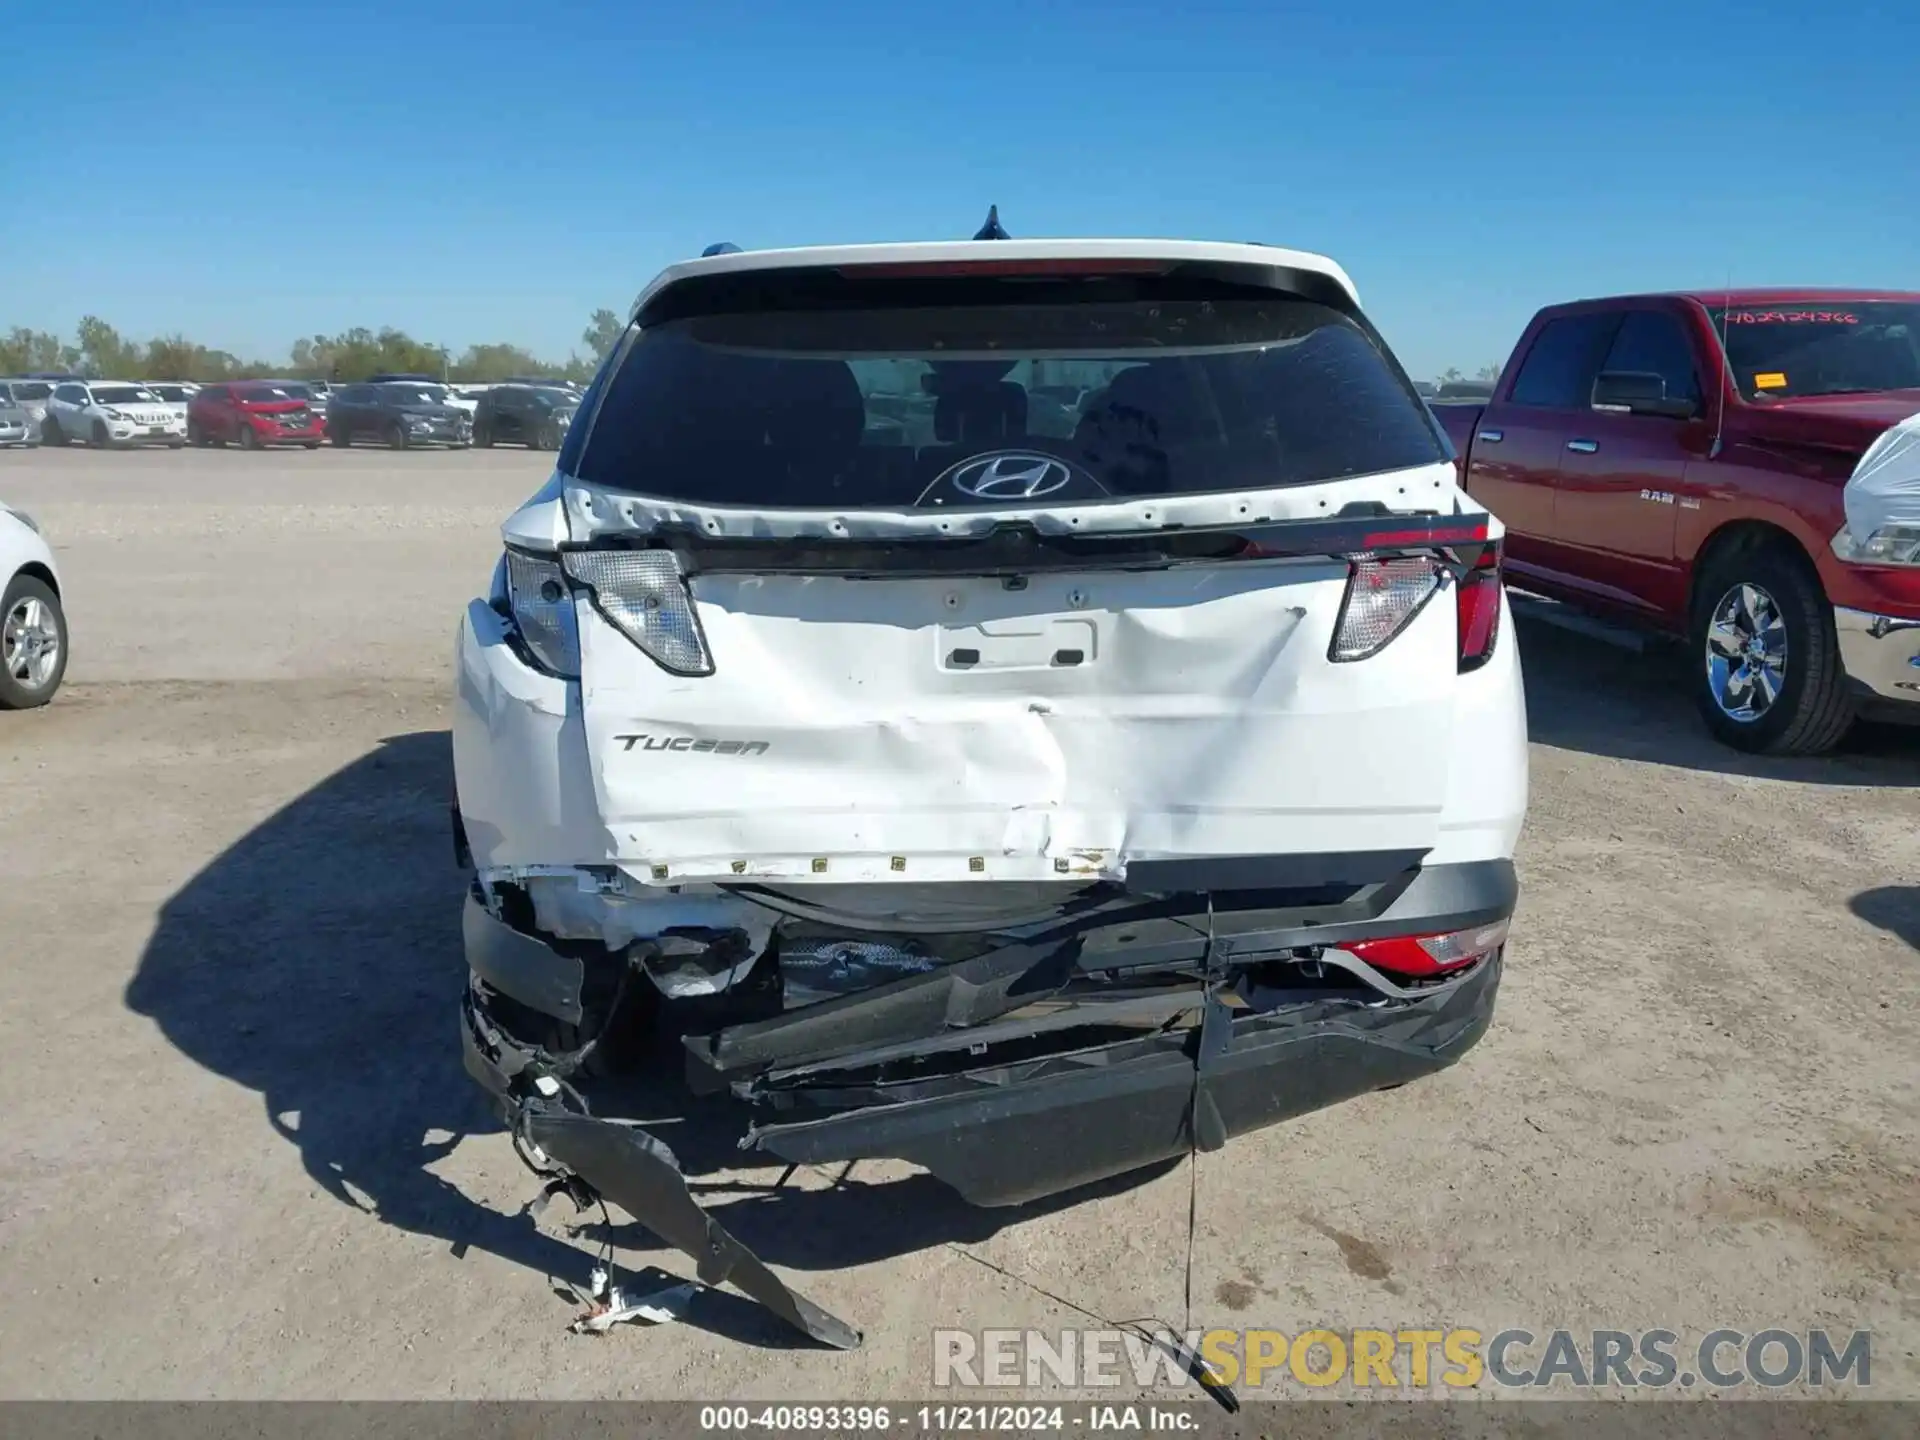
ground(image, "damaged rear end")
xmin=451 ymin=240 xmax=1528 ymax=1345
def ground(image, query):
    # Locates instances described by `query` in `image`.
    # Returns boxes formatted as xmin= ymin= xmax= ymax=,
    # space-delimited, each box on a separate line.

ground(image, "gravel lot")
xmin=1 ymin=446 xmax=1915 ymax=1401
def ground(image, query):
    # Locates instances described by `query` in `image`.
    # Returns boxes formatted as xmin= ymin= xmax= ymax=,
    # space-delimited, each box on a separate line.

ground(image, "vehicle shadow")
xmin=1849 ymin=886 xmax=1920 ymax=950
xmin=123 ymin=731 xmax=1165 ymax=1348
xmin=1515 ymin=613 xmax=1920 ymax=784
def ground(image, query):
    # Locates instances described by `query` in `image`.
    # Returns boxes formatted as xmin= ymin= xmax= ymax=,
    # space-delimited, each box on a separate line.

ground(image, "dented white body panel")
xmin=455 ymin=471 xmax=1527 ymax=892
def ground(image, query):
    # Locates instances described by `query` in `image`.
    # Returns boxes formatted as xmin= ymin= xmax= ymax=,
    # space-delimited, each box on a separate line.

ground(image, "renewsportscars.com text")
xmin=933 ymin=1327 xmax=1872 ymax=1392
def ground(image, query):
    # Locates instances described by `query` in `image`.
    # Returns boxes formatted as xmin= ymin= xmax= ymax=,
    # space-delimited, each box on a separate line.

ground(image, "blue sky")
xmin=2 ymin=0 xmax=1914 ymax=379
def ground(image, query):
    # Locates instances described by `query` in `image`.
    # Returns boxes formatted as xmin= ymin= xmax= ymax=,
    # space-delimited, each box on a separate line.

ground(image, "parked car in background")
xmin=325 ymin=381 xmax=472 ymax=449
xmin=146 ymin=383 xmax=198 ymax=428
xmin=471 ymin=383 xmax=576 ymax=449
xmin=188 ymin=381 xmax=325 ymax=449
xmin=501 ymin=374 xmax=581 ymax=391
xmin=1433 ymin=287 xmax=1920 ymax=754
xmin=0 ymin=393 xmax=36 ymax=448
xmin=0 ymin=381 xmax=55 ymax=443
xmin=1 ymin=499 xmax=67 ymax=708
xmin=1436 ymin=380 xmax=1495 ymax=402
xmin=41 ymin=381 xmax=187 ymax=449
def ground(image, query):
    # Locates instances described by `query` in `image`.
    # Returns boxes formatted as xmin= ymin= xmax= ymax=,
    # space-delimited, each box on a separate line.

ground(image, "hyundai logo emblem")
xmin=941 ymin=452 xmax=1074 ymax=501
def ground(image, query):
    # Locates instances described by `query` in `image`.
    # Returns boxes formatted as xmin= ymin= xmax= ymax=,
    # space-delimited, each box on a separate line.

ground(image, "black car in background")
xmin=325 ymin=382 xmax=472 ymax=449
xmin=472 ymin=383 xmax=577 ymax=450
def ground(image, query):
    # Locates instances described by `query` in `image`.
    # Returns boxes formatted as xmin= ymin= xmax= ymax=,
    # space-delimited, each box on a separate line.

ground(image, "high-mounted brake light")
xmin=563 ymin=550 xmax=714 ymax=677
xmin=836 ymin=258 xmax=1174 ymax=280
xmin=1342 ymin=919 xmax=1510 ymax=979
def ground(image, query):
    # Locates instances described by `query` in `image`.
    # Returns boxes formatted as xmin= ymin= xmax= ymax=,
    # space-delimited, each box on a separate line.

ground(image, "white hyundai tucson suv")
xmin=451 ymin=234 xmax=1528 ymax=1347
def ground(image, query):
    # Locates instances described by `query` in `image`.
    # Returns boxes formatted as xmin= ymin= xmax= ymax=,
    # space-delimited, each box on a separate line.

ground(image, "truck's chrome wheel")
xmin=1705 ymin=582 xmax=1787 ymax=722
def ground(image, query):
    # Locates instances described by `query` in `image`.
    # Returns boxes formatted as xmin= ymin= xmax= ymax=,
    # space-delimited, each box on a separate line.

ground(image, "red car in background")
xmin=187 ymin=381 xmax=325 ymax=449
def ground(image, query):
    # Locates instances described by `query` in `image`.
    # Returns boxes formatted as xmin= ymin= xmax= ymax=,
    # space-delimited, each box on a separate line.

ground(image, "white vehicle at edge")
xmin=41 ymin=379 xmax=187 ymax=449
xmin=435 ymin=384 xmax=480 ymax=418
xmin=145 ymin=382 xmax=199 ymax=427
xmin=1 ymin=500 xmax=67 ymax=708
xmin=448 ymin=236 xmax=1528 ymax=1337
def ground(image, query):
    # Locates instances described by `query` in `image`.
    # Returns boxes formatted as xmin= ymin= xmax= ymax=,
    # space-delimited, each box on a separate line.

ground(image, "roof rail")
xmin=973 ymin=205 xmax=1010 ymax=240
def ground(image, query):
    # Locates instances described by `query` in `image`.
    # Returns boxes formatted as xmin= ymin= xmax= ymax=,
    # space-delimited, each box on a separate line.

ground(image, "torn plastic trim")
xmin=683 ymin=859 xmax=1511 ymax=1082
xmin=748 ymin=984 xmax=1212 ymax=1095
xmin=460 ymin=985 xmax=861 ymax=1350
xmin=561 ymin=462 xmax=1465 ymax=544
xmin=466 ymin=893 xmax=587 ymax=1027
xmin=685 ymin=933 xmax=1086 ymax=1084
xmin=473 ymin=870 xmax=784 ymax=1000
xmin=743 ymin=954 xmax=1502 ymax=1207
xmin=568 ymin=512 xmax=1496 ymax=582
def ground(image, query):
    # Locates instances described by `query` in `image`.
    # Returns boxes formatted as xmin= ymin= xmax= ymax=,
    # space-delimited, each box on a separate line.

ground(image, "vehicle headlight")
xmin=501 ymin=550 xmax=580 ymax=678
xmin=101 ymin=408 xmax=123 ymax=421
xmin=1832 ymin=523 xmax=1920 ymax=567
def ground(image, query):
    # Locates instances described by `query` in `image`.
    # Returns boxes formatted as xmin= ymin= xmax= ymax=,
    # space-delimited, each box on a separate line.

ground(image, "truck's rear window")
xmin=572 ymin=297 xmax=1444 ymax=508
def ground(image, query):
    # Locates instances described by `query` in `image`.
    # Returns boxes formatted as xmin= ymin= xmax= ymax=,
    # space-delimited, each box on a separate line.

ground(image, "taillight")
xmin=1326 ymin=537 xmax=1503 ymax=669
xmin=1342 ymin=919 xmax=1509 ymax=978
xmin=1456 ymin=542 xmax=1503 ymax=673
xmin=563 ymin=550 xmax=714 ymax=676
xmin=1328 ymin=554 xmax=1443 ymax=662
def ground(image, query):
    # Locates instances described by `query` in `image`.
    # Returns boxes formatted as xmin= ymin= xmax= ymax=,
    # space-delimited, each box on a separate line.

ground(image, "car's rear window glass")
xmin=573 ymin=295 xmax=1443 ymax=508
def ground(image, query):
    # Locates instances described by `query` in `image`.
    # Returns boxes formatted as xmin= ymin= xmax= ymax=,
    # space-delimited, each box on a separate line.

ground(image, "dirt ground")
xmin=0 ymin=446 xmax=1915 ymax=1401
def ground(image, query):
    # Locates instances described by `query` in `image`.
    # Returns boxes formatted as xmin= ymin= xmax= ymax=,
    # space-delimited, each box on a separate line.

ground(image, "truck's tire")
xmin=1690 ymin=542 xmax=1854 ymax=756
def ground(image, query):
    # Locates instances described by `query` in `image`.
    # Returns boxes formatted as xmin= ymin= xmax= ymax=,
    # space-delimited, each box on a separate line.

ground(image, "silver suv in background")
xmin=0 ymin=380 xmax=54 ymax=444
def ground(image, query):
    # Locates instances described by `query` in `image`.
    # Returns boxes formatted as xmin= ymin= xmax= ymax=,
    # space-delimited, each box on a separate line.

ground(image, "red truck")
xmin=1433 ymin=288 xmax=1920 ymax=755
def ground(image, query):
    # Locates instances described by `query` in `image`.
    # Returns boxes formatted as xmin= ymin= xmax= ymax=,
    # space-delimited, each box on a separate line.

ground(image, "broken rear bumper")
xmin=459 ymin=854 xmax=1510 ymax=1345
xmin=742 ymin=954 xmax=1498 ymax=1206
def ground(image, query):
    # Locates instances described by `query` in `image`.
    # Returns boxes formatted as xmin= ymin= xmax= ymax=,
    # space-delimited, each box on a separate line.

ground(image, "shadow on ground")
xmin=123 ymin=731 xmax=1165 ymax=1348
xmin=1850 ymin=886 xmax=1920 ymax=950
xmin=1516 ymin=615 xmax=1920 ymax=784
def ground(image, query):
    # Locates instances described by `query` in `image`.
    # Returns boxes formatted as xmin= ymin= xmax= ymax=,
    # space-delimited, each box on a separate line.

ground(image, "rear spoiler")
xmin=634 ymin=258 xmax=1365 ymax=329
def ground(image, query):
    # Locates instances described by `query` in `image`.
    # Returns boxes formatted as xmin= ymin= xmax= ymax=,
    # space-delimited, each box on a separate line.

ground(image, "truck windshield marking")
xmin=1725 ymin=310 xmax=1858 ymax=325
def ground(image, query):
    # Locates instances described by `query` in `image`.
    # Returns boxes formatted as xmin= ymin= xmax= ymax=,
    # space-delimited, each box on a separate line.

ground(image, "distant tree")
xmin=75 ymin=316 xmax=143 ymax=378
xmin=1475 ymin=363 xmax=1501 ymax=383
xmin=582 ymin=308 xmax=624 ymax=362
xmin=453 ymin=342 xmax=549 ymax=383
xmin=1439 ymin=366 xmax=1464 ymax=385
xmin=143 ymin=335 xmax=203 ymax=381
xmin=0 ymin=327 xmax=76 ymax=374
xmin=2 ymin=317 xmax=594 ymax=383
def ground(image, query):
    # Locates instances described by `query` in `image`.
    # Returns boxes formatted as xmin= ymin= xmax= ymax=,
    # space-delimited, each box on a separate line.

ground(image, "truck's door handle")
xmin=1476 ymin=429 xmax=1504 ymax=443
xmin=1566 ymin=439 xmax=1599 ymax=454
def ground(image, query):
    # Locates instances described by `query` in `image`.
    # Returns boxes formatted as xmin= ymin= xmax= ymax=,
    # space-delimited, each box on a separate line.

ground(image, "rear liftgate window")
xmin=573 ymin=285 xmax=1446 ymax=509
